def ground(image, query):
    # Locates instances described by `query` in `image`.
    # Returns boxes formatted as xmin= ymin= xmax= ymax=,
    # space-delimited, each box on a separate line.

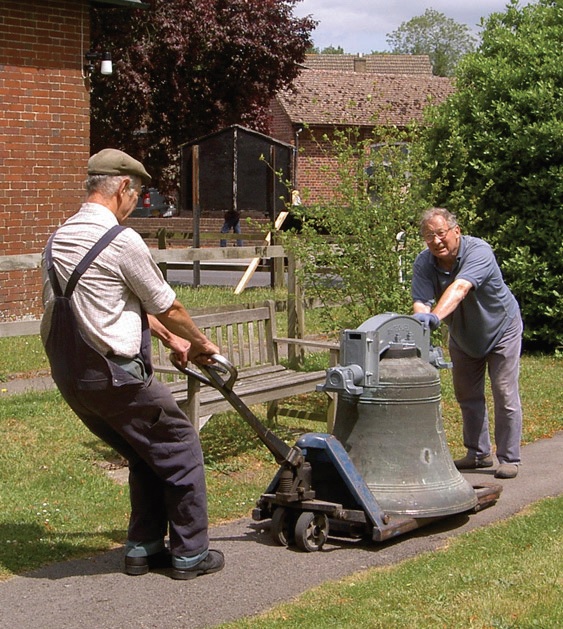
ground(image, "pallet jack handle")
xmin=170 ymin=354 xmax=304 ymax=469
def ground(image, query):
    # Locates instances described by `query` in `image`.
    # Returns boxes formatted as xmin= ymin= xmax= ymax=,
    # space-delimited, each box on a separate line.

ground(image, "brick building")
xmin=0 ymin=0 xmax=145 ymax=322
xmin=268 ymin=55 xmax=453 ymax=205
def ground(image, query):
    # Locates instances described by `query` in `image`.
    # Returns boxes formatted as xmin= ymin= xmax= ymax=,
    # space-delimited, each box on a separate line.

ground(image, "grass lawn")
xmin=218 ymin=494 xmax=563 ymax=628
xmin=0 ymin=288 xmax=561 ymax=627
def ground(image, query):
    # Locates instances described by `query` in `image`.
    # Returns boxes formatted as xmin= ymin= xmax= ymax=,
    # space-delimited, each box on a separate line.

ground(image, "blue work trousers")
xmin=65 ymin=375 xmax=209 ymax=558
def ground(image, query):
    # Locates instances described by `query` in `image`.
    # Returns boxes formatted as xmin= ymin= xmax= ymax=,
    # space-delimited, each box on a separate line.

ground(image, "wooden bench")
xmin=153 ymin=301 xmax=339 ymax=432
xmin=0 ymin=304 xmax=339 ymax=434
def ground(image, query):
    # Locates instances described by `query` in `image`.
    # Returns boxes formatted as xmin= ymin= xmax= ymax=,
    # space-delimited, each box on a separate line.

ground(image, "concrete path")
xmin=0 ymin=432 xmax=562 ymax=629
xmin=1 ymin=374 xmax=55 ymax=396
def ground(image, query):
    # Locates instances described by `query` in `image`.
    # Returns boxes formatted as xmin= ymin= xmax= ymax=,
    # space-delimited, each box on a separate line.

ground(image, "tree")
xmin=421 ymin=0 xmax=563 ymax=351
xmin=282 ymin=126 xmax=425 ymax=333
xmin=320 ymin=45 xmax=345 ymax=54
xmin=89 ymin=0 xmax=315 ymax=194
xmin=386 ymin=8 xmax=476 ymax=76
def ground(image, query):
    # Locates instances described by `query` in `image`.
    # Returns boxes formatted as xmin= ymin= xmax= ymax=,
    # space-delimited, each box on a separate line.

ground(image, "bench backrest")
xmin=153 ymin=301 xmax=279 ymax=379
xmin=190 ymin=301 xmax=277 ymax=369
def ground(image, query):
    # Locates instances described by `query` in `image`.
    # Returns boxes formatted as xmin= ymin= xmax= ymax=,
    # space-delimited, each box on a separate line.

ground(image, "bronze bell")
xmin=324 ymin=314 xmax=477 ymax=518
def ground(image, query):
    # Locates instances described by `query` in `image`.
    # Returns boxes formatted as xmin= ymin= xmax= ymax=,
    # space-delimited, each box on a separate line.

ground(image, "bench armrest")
xmin=152 ymin=365 xmax=179 ymax=374
xmin=273 ymin=337 xmax=340 ymax=366
xmin=273 ymin=337 xmax=339 ymax=351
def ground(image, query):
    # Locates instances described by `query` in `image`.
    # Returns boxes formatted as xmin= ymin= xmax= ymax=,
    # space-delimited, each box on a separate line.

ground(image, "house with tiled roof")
xmin=302 ymin=53 xmax=433 ymax=75
xmin=268 ymin=64 xmax=453 ymax=205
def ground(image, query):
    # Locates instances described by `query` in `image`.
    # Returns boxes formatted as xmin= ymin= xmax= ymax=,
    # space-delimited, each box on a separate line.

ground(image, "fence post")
xmin=287 ymin=252 xmax=305 ymax=369
xmin=157 ymin=228 xmax=168 ymax=280
xmin=192 ymin=145 xmax=201 ymax=287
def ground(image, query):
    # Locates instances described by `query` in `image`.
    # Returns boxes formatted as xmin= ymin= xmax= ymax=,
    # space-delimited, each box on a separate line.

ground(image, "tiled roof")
xmin=303 ymin=54 xmax=433 ymax=75
xmin=276 ymin=69 xmax=454 ymax=127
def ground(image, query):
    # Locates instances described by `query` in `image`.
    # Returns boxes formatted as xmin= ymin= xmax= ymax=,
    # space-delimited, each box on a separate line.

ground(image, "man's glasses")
xmin=422 ymin=227 xmax=453 ymax=243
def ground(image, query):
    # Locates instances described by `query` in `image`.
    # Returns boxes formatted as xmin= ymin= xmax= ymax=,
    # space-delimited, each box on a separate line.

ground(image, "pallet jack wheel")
xmin=270 ymin=507 xmax=295 ymax=546
xmin=294 ymin=511 xmax=329 ymax=552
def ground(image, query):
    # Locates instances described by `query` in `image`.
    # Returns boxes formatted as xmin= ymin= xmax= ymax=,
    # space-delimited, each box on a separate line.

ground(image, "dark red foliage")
xmin=89 ymin=0 xmax=315 ymax=195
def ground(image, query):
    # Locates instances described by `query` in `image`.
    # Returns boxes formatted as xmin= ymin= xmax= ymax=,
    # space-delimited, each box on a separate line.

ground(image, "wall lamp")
xmin=84 ymin=50 xmax=113 ymax=77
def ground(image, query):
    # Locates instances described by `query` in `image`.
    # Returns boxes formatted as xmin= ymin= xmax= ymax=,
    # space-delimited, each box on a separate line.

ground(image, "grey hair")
xmin=419 ymin=207 xmax=458 ymax=233
xmin=85 ymin=174 xmax=142 ymax=197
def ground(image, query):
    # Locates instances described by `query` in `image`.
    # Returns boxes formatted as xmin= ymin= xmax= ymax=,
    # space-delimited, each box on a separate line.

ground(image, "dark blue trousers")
xmin=64 ymin=375 xmax=209 ymax=558
xmin=44 ymin=227 xmax=208 ymax=558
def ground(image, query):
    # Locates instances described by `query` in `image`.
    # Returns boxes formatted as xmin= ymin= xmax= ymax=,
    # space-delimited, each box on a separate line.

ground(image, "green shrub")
xmin=283 ymin=126 xmax=424 ymax=333
xmin=421 ymin=0 xmax=563 ymax=352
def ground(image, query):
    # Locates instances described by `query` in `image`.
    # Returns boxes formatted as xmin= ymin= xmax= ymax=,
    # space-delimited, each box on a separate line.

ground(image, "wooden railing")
xmin=0 ymin=243 xmax=309 ymax=368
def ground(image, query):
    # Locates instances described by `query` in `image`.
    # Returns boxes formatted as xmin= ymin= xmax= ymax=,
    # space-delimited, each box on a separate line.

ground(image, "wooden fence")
xmin=0 ymin=244 xmax=308 ymax=366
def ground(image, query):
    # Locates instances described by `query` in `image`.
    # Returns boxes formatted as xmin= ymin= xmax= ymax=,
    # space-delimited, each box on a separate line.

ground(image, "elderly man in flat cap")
xmin=40 ymin=148 xmax=224 ymax=579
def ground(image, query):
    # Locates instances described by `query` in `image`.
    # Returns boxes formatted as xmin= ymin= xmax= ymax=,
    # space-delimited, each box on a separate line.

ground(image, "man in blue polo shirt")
xmin=411 ymin=207 xmax=523 ymax=479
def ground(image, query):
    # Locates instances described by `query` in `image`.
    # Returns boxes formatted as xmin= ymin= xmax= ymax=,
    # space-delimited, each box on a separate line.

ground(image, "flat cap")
xmin=88 ymin=148 xmax=151 ymax=183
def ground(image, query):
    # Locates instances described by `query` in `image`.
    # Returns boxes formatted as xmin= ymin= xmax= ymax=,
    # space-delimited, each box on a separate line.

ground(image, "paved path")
xmin=0 ymin=432 xmax=562 ymax=629
xmin=1 ymin=374 xmax=55 ymax=396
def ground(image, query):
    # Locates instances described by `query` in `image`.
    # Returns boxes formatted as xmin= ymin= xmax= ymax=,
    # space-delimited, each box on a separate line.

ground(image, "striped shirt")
xmin=41 ymin=203 xmax=175 ymax=358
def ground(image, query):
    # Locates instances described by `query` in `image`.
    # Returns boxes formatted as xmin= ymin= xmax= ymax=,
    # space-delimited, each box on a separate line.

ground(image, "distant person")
xmin=411 ymin=207 xmax=523 ymax=479
xmin=220 ymin=209 xmax=242 ymax=247
xmin=40 ymin=148 xmax=225 ymax=579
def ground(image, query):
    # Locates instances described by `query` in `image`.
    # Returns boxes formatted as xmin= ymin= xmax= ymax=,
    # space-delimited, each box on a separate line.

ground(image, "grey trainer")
xmin=495 ymin=463 xmax=518 ymax=479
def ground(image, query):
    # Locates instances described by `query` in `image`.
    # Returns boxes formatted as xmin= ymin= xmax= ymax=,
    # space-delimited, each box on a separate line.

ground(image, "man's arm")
xmin=148 ymin=314 xmax=191 ymax=367
xmin=150 ymin=299 xmax=220 ymax=366
xmin=413 ymin=301 xmax=431 ymax=314
xmin=432 ymin=279 xmax=473 ymax=320
xmin=413 ymin=278 xmax=473 ymax=322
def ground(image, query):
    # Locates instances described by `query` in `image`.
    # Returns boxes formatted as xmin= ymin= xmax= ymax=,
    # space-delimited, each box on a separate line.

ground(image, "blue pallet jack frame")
xmin=173 ymin=355 xmax=501 ymax=552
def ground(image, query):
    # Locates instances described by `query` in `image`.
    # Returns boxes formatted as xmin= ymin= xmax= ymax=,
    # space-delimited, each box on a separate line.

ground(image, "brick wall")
xmin=295 ymin=128 xmax=340 ymax=204
xmin=0 ymin=0 xmax=90 ymax=320
xmin=267 ymin=100 xmax=333 ymax=205
xmin=268 ymin=99 xmax=375 ymax=207
xmin=291 ymin=126 xmax=372 ymax=207
xmin=267 ymin=99 xmax=293 ymax=145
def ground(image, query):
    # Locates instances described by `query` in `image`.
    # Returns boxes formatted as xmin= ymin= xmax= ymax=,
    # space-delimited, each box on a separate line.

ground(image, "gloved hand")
xmin=413 ymin=312 xmax=441 ymax=331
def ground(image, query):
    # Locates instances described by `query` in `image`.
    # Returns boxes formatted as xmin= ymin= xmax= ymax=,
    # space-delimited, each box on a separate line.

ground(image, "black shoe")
xmin=171 ymin=549 xmax=225 ymax=580
xmin=125 ymin=549 xmax=172 ymax=576
xmin=454 ymin=453 xmax=494 ymax=470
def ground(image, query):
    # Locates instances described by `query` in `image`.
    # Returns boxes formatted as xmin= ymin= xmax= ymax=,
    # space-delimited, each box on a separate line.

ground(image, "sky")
xmin=292 ymin=1 xmax=534 ymax=54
